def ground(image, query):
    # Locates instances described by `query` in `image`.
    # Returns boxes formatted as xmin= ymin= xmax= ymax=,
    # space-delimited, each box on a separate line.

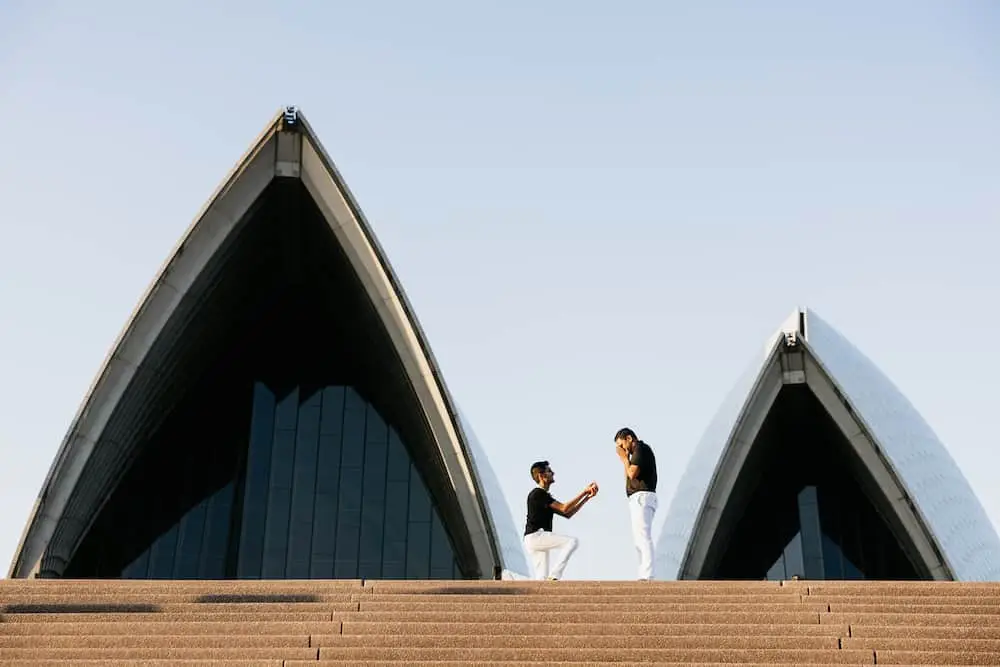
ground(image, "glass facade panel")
xmin=121 ymin=549 xmax=150 ymax=579
xmin=236 ymin=383 xmax=276 ymax=578
xmin=335 ymin=389 xmax=366 ymax=578
xmin=119 ymin=481 xmax=236 ymax=580
xmin=199 ymin=482 xmax=234 ymax=579
xmin=173 ymin=500 xmax=208 ymax=579
xmin=286 ymin=391 xmax=321 ymax=579
xmin=797 ymin=486 xmax=825 ymax=580
xmin=382 ymin=431 xmax=410 ymax=579
xmin=310 ymin=387 xmax=345 ymax=579
xmin=147 ymin=524 xmax=179 ymax=580
xmin=764 ymin=532 xmax=805 ymax=581
xmin=406 ymin=464 xmax=433 ymax=579
xmin=359 ymin=407 xmax=388 ymax=578
xmin=262 ymin=427 xmax=295 ymax=578
xmin=110 ymin=382 xmax=460 ymax=580
xmin=430 ymin=513 xmax=456 ymax=579
xmin=783 ymin=533 xmax=804 ymax=580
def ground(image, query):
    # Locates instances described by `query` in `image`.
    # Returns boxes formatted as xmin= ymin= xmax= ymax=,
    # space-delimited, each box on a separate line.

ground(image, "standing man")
xmin=523 ymin=460 xmax=598 ymax=580
xmin=615 ymin=427 xmax=658 ymax=580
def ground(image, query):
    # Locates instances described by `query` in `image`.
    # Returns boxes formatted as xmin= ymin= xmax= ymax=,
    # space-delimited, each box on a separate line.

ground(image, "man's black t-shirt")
xmin=626 ymin=441 xmax=658 ymax=497
xmin=524 ymin=487 xmax=555 ymax=534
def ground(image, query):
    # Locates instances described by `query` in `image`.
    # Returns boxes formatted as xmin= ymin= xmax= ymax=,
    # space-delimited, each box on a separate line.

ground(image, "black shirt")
xmin=524 ymin=487 xmax=555 ymax=534
xmin=626 ymin=441 xmax=658 ymax=497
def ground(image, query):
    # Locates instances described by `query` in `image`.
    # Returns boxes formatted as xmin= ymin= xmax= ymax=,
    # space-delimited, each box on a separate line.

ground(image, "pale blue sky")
xmin=1 ymin=0 xmax=998 ymax=580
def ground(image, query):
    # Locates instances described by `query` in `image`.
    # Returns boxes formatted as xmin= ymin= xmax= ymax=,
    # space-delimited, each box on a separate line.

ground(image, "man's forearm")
xmin=564 ymin=490 xmax=592 ymax=517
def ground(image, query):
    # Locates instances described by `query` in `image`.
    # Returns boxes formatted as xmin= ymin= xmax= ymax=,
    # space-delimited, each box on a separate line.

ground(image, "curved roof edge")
xmin=9 ymin=107 xmax=509 ymax=579
xmin=802 ymin=309 xmax=1000 ymax=581
xmin=656 ymin=307 xmax=1000 ymax=581
xmin=655 ymin=337 xmax=785 ymax=579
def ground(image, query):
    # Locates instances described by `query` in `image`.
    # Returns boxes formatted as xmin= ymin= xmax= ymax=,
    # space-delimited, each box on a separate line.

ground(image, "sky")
xmin=0 ymin=0 xmax=998 ymax=581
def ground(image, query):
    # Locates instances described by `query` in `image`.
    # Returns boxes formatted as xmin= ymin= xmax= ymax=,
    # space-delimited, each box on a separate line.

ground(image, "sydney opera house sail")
xmin=657 ymin=308 xmax=1000 ymax=582
xmin=9 ymin=107 xmax=528 ymax=581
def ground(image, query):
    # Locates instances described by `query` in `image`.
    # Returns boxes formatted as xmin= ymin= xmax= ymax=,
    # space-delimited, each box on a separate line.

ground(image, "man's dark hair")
xmin=530 ymin=460 xmax=550 ymax=483
xmin=614 ymin=427 xmax=638 ymax=442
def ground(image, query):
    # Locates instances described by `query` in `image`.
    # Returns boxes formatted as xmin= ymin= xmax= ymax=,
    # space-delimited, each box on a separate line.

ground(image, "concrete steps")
xmin=1 ymin=579 xmax=999 ymax=665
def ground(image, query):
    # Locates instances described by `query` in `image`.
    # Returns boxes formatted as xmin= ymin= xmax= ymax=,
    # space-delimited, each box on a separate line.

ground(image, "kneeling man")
xmin=523 ymin=460 xmax=597 ymax=580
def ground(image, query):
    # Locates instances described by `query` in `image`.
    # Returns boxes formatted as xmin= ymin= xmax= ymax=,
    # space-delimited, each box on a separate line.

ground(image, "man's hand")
xmin=556 ymin=482 xmax=599 ymax=518
xmin=616 ymin=443 xmax=629 ymax=462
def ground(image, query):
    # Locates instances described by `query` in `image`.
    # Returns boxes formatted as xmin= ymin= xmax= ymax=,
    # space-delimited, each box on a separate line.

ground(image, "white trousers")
xmin=523 ymin=529 xmax=579 ymax=580
xmin=629 ymin=491 xmax=658 ymax=580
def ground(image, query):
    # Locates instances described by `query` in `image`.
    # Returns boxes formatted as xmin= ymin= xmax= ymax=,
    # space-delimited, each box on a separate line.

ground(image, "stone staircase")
xmin=1 ymin=579 xmax=999 ymax=665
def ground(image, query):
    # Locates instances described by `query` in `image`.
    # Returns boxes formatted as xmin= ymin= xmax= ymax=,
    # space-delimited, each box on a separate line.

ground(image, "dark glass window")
xmin=358 ymin=407 xmax=388 ymax=578
xmin=64 ymin=182 xmax=466 ymax=581
xmin=113 ymin=383 xmax=461 ymax=579
xmin=703 ymin=385 xmax=922 ymax=580
xmin=199 ymin=482 xmax=235 ymax=578
xmin=121 ymin=482 xmax=236 ymax=580
xmin=382 ymin=431 xmax=411 ymax=579
xmin=173 ymin=499 xmax=208 ymax=579
xmin=406 ymin=463 xmax=433 ymax=579
xmin=236 ymin=383 xmax=276 ymax=578
xmin=115 ymin=382 xmax=461 ymax=580
xmin=235 ymin=383 xmax=459 ymax=580
xmin=286 ymin=390 xmax=321 ymax=579
xmin=310 ymin=386 xmax=345 ymax=578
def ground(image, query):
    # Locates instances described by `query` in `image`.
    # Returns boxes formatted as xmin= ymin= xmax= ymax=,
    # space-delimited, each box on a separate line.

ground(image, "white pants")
xmin=523 ymin=529 xmax=578 ymax=580
xmin=629 ymin=491 xmax=658 ymax=580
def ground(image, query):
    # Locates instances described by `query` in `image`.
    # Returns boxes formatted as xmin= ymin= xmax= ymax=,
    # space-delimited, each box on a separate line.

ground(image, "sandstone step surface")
xmin=1 ymin=579 xmax=999 ymax=665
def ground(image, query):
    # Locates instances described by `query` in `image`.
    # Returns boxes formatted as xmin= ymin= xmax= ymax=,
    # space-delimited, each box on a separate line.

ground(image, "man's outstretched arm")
xmin=550 ymin=484 xmax=597 ymax=519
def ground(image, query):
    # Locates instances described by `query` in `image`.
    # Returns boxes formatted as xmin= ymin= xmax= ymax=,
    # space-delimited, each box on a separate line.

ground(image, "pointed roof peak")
xmin=661 ymin=304 xmax=1000 ymax=582
xmin=9 ymin=106 xmax=525 ymax=580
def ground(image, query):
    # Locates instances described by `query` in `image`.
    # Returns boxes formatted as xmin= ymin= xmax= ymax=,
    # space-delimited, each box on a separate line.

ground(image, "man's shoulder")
xmin=639 ymin=441 xmax=656 ymax=456
xmin=528 ymin=487 xmax=551 ymax=500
